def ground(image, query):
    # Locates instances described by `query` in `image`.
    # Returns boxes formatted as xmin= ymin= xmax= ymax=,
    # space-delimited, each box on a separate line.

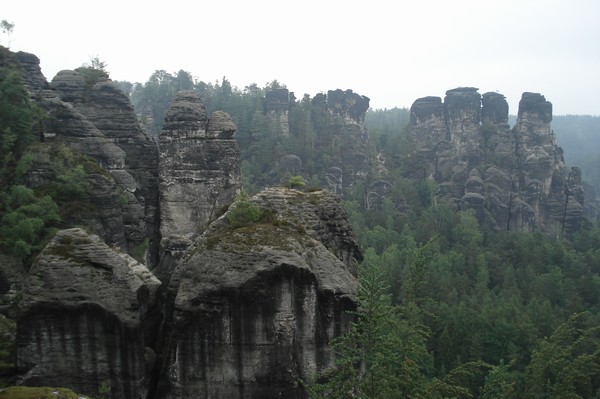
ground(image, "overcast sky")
xmin=3 ymin=0 xmax=600 ymax=115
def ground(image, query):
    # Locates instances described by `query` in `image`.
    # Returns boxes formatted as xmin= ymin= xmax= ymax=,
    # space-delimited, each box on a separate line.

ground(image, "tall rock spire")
xmin=158 ymin=91 xmax=241 ymax=272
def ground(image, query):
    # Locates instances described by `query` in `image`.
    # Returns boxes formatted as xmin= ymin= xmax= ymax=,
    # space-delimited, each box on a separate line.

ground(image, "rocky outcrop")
xmin=21 ymin=143 xmax=128 ymax=249
xmin=50 ymin=70 xmax=160 ymax=264
xmin=0 ymin=47 xmax=49 ymax=95
xmin=158 ymin=91 xmax=241 ymax=243
xmin=307 ymin=90 xmax=371 ymax=196
xmin=0 ymin=255 xmax=25 ymax=318
xmin=1 ymin=50 xmax=161 ymax=264
xmin=17 ymin=228 xmax=161 ymax=399
xmin=265 ymin=88 xmax=292 ymax=136
xmin=157 ymin=188 xmax=359 ymax=399
xmin=408 ymin=87 xmax=588 ymax=235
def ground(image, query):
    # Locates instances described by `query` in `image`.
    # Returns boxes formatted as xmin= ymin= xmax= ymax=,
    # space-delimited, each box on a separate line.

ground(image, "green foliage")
xmin=0 ymin=185 xmax=60 ymax=260
xmin=524 ymin=312 xmax=600 ymax=398
xmin=307 ymin=252 xmax=434 ymax=398
xmin=97 ymin=380 xmax=111 ymax=399
xmin=226 ymin=190 xmax=263 ymax=228
xmin=0 ymin=68 xmax=40 ymax=185
xmin=480 ymin=361 xmax=518 ymax=399
xmin=133 ymin=238 xmax=149 ymax=263
xmin=0 ymin=20 xmax=14 ymax=48
xmin=288 ymin=175 xmax=306 ymax=189
xmin=75 ymin=56 xmax=109 ymax=87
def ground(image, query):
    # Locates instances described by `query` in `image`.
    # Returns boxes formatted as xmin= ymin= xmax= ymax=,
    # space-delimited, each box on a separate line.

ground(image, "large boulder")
xmin=158 ymin=188 xmax=360 ymax=399
xmin=17 ymin=228 xmax=161 ymax=399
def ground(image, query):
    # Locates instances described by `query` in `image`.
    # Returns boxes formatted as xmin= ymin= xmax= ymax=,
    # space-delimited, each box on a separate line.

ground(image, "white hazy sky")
xmin=3 ymin=0 xmax=600 ymax=115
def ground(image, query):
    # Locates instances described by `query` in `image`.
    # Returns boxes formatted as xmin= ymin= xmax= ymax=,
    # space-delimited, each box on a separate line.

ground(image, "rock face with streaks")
xmin=158 ymin=91 xmax=241 ymax=240
xmin=17 ymin=228 xmax=161 ymax=399
xmin=407 ymin=87 xmax=588 ymax=235
xmin=5 ymin=48 xmax=365 ymax=398
xmin=157 ymin=187 xmax=360 ymax=399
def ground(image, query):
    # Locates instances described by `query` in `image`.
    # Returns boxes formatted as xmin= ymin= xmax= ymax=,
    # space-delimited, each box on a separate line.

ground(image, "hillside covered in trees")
xmin=1 ymin=53 xmax=600 ymax=398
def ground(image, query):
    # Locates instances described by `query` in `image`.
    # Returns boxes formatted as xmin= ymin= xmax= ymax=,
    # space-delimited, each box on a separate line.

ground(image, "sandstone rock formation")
xmin=17 ymin=228 xmax=161 ymax=399
xmin=262 ymin=88 xmax=370 ymax=197
xmin=265 ymin=88 xmax=292 ymax=136
xmin=0 ymin=47 xmax=49 ymax=95
xmin=3 ymin=50 xmax=161 ymax=264
xmin=5 ymin=48 xmax=364 ymax=398
xmin=158 ymin=91 xmax=241 ymax=245
xmin=157 ymin=187 xmax=360 ymax=398
xmin=408 ymin=87 xmax=587 ymax=235
xmin=49 ymin=70 xmax=160 ymax=262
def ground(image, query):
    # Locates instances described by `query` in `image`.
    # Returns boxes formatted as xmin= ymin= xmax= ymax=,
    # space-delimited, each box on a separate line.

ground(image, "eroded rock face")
xmin=308 ymin=90 xmax=371 ymax=196
xmin=17 ymin=228 xmax=161 ymax=399
xmin=50 ymin=71 xmax=160 ymax=262
xmin=158 ymin=188 xmax=360 ymax=399
xmin=21 ymin=143 xmax=128 ymax=249
xmin=408 ymin=88 xmax=588 ymax=235
xmin=159 ymin=91 xmax=241 ymax=242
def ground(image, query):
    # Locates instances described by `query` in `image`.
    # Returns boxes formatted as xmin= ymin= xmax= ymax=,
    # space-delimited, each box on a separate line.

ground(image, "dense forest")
xmin=2 ymin=62 xmax=600 ymax=398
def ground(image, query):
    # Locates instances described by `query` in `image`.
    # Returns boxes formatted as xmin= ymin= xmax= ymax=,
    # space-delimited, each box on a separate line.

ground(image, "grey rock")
xmin=17 ymin=228 xmax=161 ymax=399
xmin=50 ymin=71 xmax=160 ymax=262
xmin=159 ymin=188 xmax=359 ymax=399
xmin=407 ymin=87 xmax=589 ymax=235
xmin=265 ymin=88 xmax=291 ymax=136
xmin=0 ymin=255 xmax=25 ymax=318
xmin=159 ymin=91 xmax=241 ymax=243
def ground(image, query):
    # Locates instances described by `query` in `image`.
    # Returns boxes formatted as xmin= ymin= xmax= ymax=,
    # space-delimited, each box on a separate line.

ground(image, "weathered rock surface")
xmin=2 ymin=50 xmax=161 ymax=264
xmin=17 ymin=228 xmax=161 ymax=399
xmin=312 ymin=90 xmax=371 ymax=196
xmin=408 ymin=87 xmax=588 ymax=235
xmin=262 ymin=88 xmax=370 ymax=197
xmin=21 ymin=143 xmax=128 ymax=249
xmin=265 ymin=88 xmax=292 ymax=136
xmin=159 ymin=91 xmax=241 ymax=242
xmin=158 ymin=188 xmax=360 ymax=399
xmin=50 ymin=70 xmax=160 ymax=263
xmin=0 ymin=47 xmax=49 ymax=95
xmin=0 ymin=255 xmax=25 ymax=318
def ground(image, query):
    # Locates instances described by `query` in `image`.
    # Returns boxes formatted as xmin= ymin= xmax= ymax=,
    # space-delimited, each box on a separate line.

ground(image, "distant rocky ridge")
xmin=264 ymin=88 xmax=371 ymax=196
xmin=407 ymin=87 xmax=588 ymax=235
